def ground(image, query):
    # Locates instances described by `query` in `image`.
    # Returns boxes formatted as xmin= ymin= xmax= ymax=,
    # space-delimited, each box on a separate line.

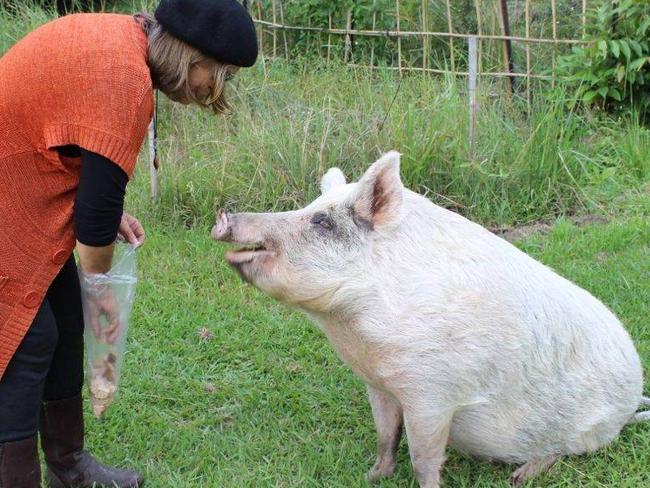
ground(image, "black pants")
xmin=0 ymin=257 xmax=84 ymax=442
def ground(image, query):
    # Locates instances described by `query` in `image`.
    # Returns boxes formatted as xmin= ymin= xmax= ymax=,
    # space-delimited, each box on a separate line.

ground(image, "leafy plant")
xmin=558 ymin=0 xmax=650 ymax=113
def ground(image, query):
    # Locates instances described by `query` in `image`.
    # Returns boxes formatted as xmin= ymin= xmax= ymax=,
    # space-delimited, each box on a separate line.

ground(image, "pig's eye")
xmin=311 ymin=212 xmax=334 ymax=231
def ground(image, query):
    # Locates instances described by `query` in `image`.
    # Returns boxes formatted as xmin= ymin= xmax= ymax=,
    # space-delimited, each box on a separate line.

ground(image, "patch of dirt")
xmin=285 ymin=361 xmax=303 ymax=374
xmin=490 ymin=214 xmax=608 ymax=243
xmin=197 ymin=327 xmax=214 ymax=341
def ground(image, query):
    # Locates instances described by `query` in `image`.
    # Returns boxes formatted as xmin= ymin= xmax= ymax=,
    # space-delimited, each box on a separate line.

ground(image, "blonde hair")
xmin=135 ymin=13 xmax=231 ymax=114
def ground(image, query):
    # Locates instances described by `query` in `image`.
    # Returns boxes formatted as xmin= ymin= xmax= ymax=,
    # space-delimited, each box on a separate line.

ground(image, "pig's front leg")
xmin=403 ymin=407 xmax=453 ymax=488
xmin=366 ymin=385 xmax=403 ymax=482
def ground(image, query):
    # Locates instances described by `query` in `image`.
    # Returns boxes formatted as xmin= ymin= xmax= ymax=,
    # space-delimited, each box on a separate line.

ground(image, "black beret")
xmin=155 ymin=0 xmax=258 ymax=68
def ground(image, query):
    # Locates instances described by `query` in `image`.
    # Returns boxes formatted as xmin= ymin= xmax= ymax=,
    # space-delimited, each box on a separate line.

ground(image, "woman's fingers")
xmin=119 ymin=213 xmax=145 ymax=247
xmin=118 ymin=214 xmax=138 ymax=245
xmin=129 ymin=216 xmax=145 ymax=245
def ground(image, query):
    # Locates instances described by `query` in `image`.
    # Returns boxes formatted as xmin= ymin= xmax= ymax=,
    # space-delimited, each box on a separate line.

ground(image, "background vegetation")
xmin=558 ymin=0 xmax=650 ymax=113
xmin=252 ymin=0 xmax=587 ymax=76
xmin=1 ymin=1 xmax=648 ymax=487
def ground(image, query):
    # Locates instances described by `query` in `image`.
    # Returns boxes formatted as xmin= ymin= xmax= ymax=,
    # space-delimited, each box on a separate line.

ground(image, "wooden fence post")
xmin=497 ymin=0 xmax=514 ymax=94
xmin=327 ymin=14 xmax=332 ymax=62
xmin=468 ymin=36 xmax=478 ymax=160
xmin=473 ymin=0 xmax=483 ymax=76
xmin=421 ymin=0 xmax=429 ymax=71
xmin=256 ymin=0 xmax=264 ymax=54
xmin=370 ymin=4 xmax=377 ymax=67
xmin=445 ymin=0 xmax=455 ymax=75
xmin=551 ymin=0 xmax=557 ymax=87
xmin=396 ymin=0 xmax=402 ymax=74
xmin=279 ymin=0 xmax=288 ymax=60
xmin=271 ymin=0 xmax=277 ymax=57
xmin=344 ymin=9 xmax=353 ymax=63
xmin=255 ymin=0 xmax=267 ymax=76
xmin=525 ymin=0 xmax=532 ymax=112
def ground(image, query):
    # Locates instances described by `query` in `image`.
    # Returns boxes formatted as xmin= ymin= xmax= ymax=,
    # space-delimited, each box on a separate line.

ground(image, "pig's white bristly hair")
xmin=308 ymin=152 xmax=644 ymax=463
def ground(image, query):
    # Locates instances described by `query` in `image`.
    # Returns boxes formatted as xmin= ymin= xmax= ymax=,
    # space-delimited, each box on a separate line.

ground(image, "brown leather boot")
xmin=40 ymin=394 xmax=144 ymax=488
xmin=0 ymin=435 xmax=41 ymax=488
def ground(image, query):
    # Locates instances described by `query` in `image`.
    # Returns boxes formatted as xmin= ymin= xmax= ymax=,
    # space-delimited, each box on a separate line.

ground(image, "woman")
xmin=0 ymin=1 xmax=257 ymax=486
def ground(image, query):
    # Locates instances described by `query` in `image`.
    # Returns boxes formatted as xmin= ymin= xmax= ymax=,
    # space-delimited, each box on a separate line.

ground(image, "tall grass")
xmin=129 ymin=59 xmax=649 ymax=229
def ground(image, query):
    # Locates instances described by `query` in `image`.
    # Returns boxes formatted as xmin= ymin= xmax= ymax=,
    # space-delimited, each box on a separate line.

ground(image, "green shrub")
xmin=558 ymin=0 xmax=650 ymax=113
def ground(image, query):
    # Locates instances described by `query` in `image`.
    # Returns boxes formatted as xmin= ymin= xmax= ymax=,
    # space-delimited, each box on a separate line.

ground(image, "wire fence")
xmin=251 ymin=0 xmax=592 ymax=103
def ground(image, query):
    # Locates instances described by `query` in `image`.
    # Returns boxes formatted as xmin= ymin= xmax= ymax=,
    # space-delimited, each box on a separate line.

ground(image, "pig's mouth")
xmin=225 ymin=245 xmax=275 ymax=265
xmin=211 ymin=209 xmax=277 ymax=267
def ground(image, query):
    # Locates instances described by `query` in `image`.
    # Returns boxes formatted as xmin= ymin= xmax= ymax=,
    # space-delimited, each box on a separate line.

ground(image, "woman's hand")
xmin=118 ymin=212 xmax=145 ymax=247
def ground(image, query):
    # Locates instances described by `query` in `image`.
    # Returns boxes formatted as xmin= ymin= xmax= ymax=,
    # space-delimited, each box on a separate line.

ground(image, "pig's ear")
xmin=320 ymin=167 xmax=347 ymax=194
xmin=353 ymin=151 xmax=403 ymax=229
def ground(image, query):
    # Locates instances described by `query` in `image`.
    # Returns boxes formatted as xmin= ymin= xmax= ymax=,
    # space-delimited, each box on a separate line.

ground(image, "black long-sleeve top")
xmin=57 ymin=145 xmax=127 ymax=247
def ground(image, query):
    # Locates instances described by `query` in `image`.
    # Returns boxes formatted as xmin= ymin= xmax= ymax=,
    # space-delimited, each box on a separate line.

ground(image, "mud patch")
xmin=490 ymin=214 xmax=608 ymax=243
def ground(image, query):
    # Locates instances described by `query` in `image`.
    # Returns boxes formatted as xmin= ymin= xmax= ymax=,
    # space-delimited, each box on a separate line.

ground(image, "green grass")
xmin=85 ymin=192 xmax=649 ymax=488
xmin=1 ymin=2 xmax=648 ymax=486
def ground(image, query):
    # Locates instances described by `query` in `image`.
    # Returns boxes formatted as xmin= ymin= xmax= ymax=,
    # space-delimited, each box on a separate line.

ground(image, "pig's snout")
xmin=211 ymin=209 xmax=232 ymax=241
xmin=211 ymin=209 xmax=277 ymax=272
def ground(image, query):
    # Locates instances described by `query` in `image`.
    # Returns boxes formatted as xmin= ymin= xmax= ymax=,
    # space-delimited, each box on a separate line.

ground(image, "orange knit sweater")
xmin=0 ymin=14 xmax=153 ymax=378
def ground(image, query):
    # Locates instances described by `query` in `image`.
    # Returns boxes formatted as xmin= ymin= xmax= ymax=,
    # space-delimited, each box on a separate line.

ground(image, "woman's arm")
xmin=73 ymin=148 xmax=128 ymax=273
xmin=76 ymin=243 xmax=115 ymax=274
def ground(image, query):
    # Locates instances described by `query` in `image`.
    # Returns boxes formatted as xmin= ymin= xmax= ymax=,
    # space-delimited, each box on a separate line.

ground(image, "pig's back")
xmin=397 ymin=192 xmax=643 ymax=461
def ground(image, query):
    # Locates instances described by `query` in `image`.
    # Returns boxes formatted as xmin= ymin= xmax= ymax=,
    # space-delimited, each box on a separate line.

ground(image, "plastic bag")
xmin=79 ymin=243 xmax=138 ymax=417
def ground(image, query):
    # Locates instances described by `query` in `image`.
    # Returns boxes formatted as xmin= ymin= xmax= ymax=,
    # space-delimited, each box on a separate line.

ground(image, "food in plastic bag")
xmin=79 ymin=243 xmax=137 ymax=417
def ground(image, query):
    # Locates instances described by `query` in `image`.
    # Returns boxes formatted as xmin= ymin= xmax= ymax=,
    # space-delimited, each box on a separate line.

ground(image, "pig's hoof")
xmin=510 ymin=454 xmax=560 ymax=487
xmin=366 ymin=461 xmax=396 ymax=483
